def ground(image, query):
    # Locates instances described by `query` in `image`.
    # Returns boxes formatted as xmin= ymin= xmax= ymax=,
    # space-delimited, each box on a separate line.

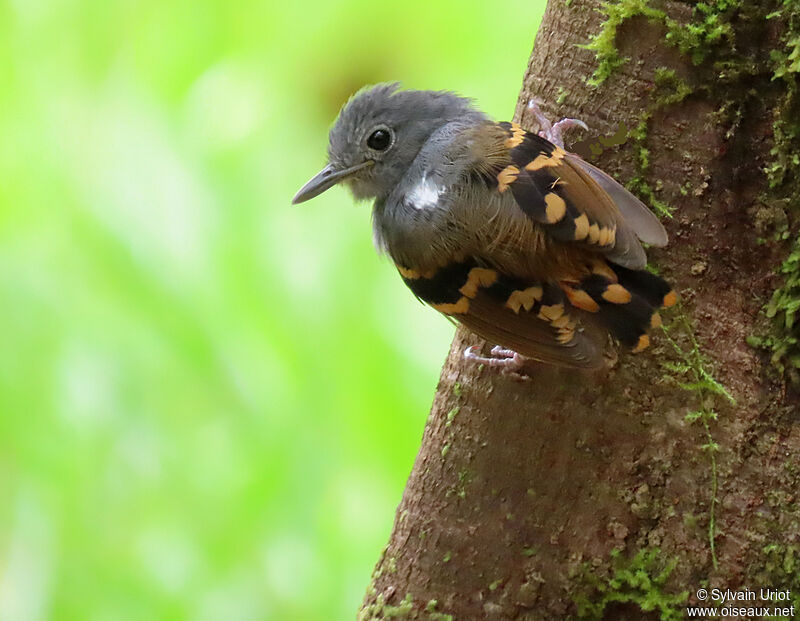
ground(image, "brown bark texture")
xmin=360 ymin=0 xmax=800 ymax=619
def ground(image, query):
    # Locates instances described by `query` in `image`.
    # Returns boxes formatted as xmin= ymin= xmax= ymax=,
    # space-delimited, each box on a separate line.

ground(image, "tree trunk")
xmin=360 ymin=0 xmax=800 ymax=619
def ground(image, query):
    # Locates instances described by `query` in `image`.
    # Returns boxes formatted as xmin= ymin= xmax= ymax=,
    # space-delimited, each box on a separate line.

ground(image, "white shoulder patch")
xmin=406 ymin=174 xmax=444 ymax=210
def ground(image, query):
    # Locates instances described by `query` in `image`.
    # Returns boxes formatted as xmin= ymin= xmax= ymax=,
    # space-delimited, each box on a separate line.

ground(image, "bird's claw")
xmin=527 ymin=99 xmax=588 ymax=149
xmin=463 ymin=345 xmax=530 ymax=379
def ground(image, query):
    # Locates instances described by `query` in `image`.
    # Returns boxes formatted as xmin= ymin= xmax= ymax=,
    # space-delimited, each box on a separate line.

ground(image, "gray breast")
xmin=372 ymin=122 xmax=479 ymax=268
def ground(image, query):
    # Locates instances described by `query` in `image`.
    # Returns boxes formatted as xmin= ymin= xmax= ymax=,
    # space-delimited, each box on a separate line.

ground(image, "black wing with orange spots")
xmin=398 ymin=259 xmax=605 ymax=368
xmin=390 ymin=121 xmax=675 ymax=367
xmin=495 ymin=122 xmax=667 ymax=270
xmin=561 ymin=264 xmax=675 ymax=353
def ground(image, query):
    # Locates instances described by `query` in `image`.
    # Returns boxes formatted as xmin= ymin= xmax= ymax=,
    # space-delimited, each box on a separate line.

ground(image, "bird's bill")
xmin=291 ymin=161 xmax=374 ymax=204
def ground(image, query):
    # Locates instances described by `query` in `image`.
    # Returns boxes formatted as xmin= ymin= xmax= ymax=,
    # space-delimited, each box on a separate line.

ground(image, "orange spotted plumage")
xmin=293 ymin=84 xmax=675 ymax=369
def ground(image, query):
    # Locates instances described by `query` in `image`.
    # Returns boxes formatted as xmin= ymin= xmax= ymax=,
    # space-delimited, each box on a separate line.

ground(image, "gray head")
xmin=293 ymin=83 xmax=485 ymax=204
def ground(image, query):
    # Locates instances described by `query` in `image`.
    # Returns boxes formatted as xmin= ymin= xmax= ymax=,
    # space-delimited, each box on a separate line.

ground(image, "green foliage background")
xmin=0 ymin=1 xmax=545 ymax=618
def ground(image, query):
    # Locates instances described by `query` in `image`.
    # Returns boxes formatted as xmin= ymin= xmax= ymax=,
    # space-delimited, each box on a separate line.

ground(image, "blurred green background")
xmin=0 ymin=1 xmax=545 ymax=619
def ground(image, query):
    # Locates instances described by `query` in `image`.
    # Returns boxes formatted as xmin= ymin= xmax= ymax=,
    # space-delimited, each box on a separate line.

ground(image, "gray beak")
xmin=292 ymin=160 xmax=374 ymax=204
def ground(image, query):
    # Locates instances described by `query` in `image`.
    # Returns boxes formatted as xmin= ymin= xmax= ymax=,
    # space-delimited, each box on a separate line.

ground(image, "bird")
xmin=293 ymin=83 xmax=675 ymax=371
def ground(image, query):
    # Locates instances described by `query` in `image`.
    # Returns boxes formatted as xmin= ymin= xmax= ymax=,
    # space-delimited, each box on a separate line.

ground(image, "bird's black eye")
xmin=367 ymin=128 xmax=392 ymax=151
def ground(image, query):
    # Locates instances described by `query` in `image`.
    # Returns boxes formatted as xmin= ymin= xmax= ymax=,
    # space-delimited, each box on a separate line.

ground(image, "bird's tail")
xmin=561 ymin=263 xmax=676 ymax=352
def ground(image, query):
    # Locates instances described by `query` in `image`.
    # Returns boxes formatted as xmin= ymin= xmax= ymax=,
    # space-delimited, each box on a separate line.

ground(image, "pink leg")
xmin=463 ymin=345 xmax=529 ymax=376
xmin=527 ymin=99 xmax=588 ymax=149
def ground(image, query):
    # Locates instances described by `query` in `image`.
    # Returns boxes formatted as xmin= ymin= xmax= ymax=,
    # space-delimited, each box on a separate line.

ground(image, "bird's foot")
xmin=527 ymin=99 xmax=588 ymax=149
xmin=464 ymin=345 xmax=530 ymax=379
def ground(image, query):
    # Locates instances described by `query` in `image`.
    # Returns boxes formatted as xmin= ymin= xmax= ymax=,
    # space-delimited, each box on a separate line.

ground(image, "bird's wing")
xmin=491 ymin=122 xmax=668 ymax=269
xmin=397 ymin=259 xmax=604 ymax=369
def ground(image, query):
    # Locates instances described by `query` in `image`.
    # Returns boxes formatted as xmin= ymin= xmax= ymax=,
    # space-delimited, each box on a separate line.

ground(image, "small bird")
xmin=293 ymin=83 xmax=675 ymax=370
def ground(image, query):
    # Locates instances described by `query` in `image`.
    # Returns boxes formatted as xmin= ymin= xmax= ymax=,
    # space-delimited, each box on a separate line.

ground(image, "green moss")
xmin=626 ymin=121 xmax=671 ymax=217
xmin=653 ymin=68 xmax=693 ymax=106
xmin=768 ymin=68 xmax=800 ymax=189
xmin=747 ymin=1 xmax=800 ymax=381
xmin=682 ymin=512 xmax=698 ymax=529
xmin=385 ymin=594 xmax=415 ymax=618
xmin=581 ymin=1 xmax=753 ymax=218
xmin=359 ymin=593 xmax=415 ymax=621
xmin=444 ymin=406 xmax=460 ymax=428
xmin=370 ymin=545 xmax=390 ymax=581
xmin=749 ymin=239 xmax=800 ymax=383
xmin=424 ymin=600 xmax=453 ymax=621
xmin=489 ymin=578 xmax=503 ymax=591
xmin=574 ymin=549 xmax=688 ymax=620
xmin=665 ymin=0 xmax=739 ymax=65
xmin=751 ymin=544 xmax=800 ymax=617
xmin=585 ymin=0 xmax=742 ymax=87
xmin=456 ymin=469 xmax=471 ymax=498
xmin=585 ymin=8 xmax=703 ymax=217
xmin=661 ymin=317 xmax=734 ymax=405
xmin=360 ymin=592 xmax=457 ymax=620
xmin=767 ymin=0 xmax=800 ymax=187
xmin=583 ymin=0 xmax=668 ymax=87
xmin=445 ymin=469 xmax=471 ymax=500
xmin=440 ymin=396 xmax=462 ymax=461
xmin=661 ymin=314 xmax=735 ymax=570
xmin=625 ymin=69 xmax=693 ymax=218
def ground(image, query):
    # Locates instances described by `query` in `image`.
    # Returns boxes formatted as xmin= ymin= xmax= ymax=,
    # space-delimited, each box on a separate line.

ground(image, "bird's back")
xmin=374 ymin=118 xmax=674 ymax=368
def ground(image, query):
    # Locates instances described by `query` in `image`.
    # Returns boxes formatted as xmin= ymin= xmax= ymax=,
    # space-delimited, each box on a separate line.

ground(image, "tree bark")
xmin=360 ymin=1 xmax=800 ymax=619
